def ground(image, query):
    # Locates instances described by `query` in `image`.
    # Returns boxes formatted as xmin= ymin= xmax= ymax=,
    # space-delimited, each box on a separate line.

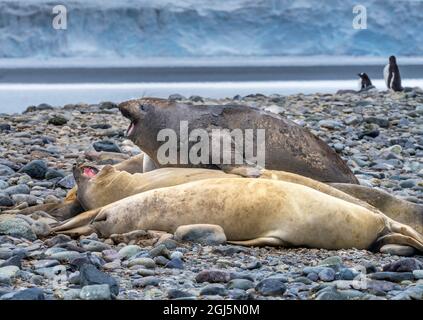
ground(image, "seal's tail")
xmin=377 ymin=219 xmax=423 ymax=252
xmin=376 ymin=234 xmax=423 ymax=253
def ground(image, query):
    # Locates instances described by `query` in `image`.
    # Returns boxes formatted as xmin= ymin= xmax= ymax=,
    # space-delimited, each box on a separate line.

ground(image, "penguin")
xmin=357 ymin=72 xmax=375 ymax=91
xmin=384 ymin=56 xmax=403 ymax=91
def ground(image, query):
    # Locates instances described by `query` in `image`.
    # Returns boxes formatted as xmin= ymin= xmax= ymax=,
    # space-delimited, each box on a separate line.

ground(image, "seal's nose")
xmin=118 ymin=101 xmax=142 ymax=121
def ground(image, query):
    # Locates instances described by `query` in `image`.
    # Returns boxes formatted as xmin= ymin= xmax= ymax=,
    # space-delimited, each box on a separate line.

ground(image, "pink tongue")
xmin=83 ymin=168 xmax=97 ymax=178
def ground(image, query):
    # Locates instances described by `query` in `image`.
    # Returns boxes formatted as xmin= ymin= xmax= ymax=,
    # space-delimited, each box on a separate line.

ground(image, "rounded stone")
xmin=18 ymin=160 xmax=48 ymax=179
xmin=255 ymin=278 xmax=287 ymax=296
xmin=174 ymin=224 xmax=227 ymax=245
xmin=80 ymin=284 xmax=111 ymax=300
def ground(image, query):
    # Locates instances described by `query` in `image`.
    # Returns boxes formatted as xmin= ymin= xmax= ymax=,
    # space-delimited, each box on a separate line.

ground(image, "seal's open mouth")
xmin=83 ymin=166 xmax=99 ymax=178
xmin=126 ymin=121 xmax=135 ymax=137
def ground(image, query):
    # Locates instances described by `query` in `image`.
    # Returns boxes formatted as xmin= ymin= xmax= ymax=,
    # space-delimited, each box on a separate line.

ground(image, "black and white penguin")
xmin=357 ymin=72 xmax=375 ymax=91
xmin=384 ymin=56 xmax=403 ymax=91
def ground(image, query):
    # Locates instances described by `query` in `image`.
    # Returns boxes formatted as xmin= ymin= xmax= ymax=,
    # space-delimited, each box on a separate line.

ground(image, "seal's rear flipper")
xmin=375 ymin=233 xmax=423 ymax=254
xmin=228 ymin=237 xmax=287 ymax=247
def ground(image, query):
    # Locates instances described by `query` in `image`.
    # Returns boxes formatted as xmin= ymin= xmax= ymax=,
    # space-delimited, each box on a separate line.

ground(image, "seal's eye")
xmin=140 ymin=104 xmax=146 ymax=111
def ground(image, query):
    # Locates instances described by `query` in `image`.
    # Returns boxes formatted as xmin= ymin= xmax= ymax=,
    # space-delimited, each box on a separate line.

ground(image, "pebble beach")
xmin=0 ymin=89 xmax=422 ymax=300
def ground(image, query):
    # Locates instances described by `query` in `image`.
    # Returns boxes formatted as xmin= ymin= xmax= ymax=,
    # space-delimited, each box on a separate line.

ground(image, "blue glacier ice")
xmin=0 ymin=0 xmax=422 ymax=59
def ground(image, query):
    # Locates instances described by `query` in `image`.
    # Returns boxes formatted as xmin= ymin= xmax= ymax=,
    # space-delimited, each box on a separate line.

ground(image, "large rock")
xmin=0 ymin=252 xmax=25 ymax=268
xmin=195 ymin=270 xmax=231 ymax=283
xmin=368 ymin=272 xmax=415 ymax=282
xmin=3 ymin=184 xmax=30 ymax=196
xmin=93 ymin=140 xmax=121 ymax=153
xmin=133 ymin=276 xmax=160 ymax=288
xmin=31 ymin=220 xmax=51 ymax=238
xmin=255 ymin=278 xmax=287 ymax=296
xmin=364 ymin=116 xmax=390 ymax=128
xmin=45 ymin=169 xmax=65 ymax=180
xmin=200 ymin=284 xmax=227 ymax=296
xmin=80 ymin=284 xmax=111 ymax=300
xmin=380 ymin=244 xmax=415 ymax=256
xmin=57 ymin=175 xmax=75 ymax=189
xmin=79 ymin=264 xmax=119 ymax=296
xmin=0 ymin=215 xmax=37 ymax=240
xmin=174 ymin=224 xmax=227 ymax=245
xmin=0 ymin=266 xmax=20 ymax=285
xmin=11 ymin=194 xmax=38 ymax=206
xmin=0 ymin=165 xmax=14 ymax=176
xmin=18 ymin=160 xmax=48 ymax=179
xmin=0 ymin=180 xmax=9 ymax=190
xmin=0 ymin=123 xmax=11 ymax=131
xmin=383 ymin=258 xmax=423 ymax=272
xmin=2 ymin=288 xmax=45 ymax=300
xmin=118 ymin=245 xmax=142 ymax=259
xmin=0 ymin=195 xmax=14 ymax=207
xmin=48 ymin=115 xmax=68 ymax=126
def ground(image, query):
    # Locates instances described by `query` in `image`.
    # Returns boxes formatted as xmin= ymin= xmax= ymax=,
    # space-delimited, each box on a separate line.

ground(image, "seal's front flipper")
xmin=228 ymin=237 xmax=286 ymax=247
xmin=220 ymin=165 xmax=262 ymax=178
xmin=51 ymin=208 xmax=101 ymax=234
xmin=208 ymin=127 xmax=263 ymax=178
xmin=55 ymin=225 xmax=95 ymax=237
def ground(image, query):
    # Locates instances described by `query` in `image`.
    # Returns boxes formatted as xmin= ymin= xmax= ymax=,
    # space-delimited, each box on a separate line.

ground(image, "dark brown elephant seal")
xmin=118 ymin=98 xmax=358 ymax=184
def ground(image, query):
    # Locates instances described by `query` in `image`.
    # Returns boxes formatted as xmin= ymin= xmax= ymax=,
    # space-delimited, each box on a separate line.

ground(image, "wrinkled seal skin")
xmin=118 ymin=98 xmax=358 ymax=184
xmin=331 ymin=183 xmax=423 ymax=235
xmin=53 ymin=178 xmax=423 ymax=253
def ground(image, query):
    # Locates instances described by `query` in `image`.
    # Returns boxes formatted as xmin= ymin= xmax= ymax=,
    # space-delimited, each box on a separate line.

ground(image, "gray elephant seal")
xmin=53 ymin=178 xmax=423 ymax=253
xmin=118 ymin=98 xmax=358 ymax=184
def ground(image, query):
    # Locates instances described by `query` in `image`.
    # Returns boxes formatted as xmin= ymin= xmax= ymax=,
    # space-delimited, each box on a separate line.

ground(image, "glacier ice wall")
xmin=0 ymin=0 xmax=422 ymax=58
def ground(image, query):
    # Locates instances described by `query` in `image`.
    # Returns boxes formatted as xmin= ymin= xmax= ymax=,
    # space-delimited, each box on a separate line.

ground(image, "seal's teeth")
xmin=126 ymin=122 xmax=134 ymax=137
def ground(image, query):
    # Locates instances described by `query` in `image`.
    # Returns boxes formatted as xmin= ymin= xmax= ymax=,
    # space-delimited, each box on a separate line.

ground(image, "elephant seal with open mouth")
xmin=118 ymin=98 xmax=358 ymax=184
xmin=63 ymin=164 xmax=422 ymax=236
xmin=53 ymin=178 xmax=423 ymax=253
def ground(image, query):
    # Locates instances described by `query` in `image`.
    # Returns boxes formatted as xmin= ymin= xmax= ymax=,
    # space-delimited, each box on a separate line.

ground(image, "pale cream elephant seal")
xmin=15 ymin=152 xmax=152 ymax=220
xmin=74 ymin=164 xmax=237 ymax=211
xmin=53 ymin=178 xmax=423 ymax=253
xmin=65 ymin=164 xmax=423 ymax=236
